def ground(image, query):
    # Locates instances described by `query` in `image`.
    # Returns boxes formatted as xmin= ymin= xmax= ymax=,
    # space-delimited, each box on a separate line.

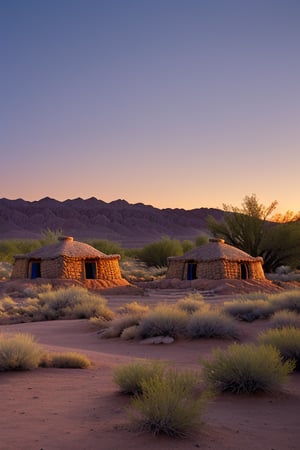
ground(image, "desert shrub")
xmin=0 ymin=262 xmax=12 ymax=279
xmin=259 ymin=327 xmax=300 ymax=370
xmin=43 ymin=351 xmax=91 ymax=369
xmin=88 ymin=316 xmax=111 ymax=331
xmin=130 ymin=369 xmax=207 ymax=437
xmin=175 ymin=292 xmax=209 ymax=315
xmin=117 ymin=301 xmax=150 ymax=316
xmin=38 ymin=286 xmax=113 ymax=321
xmin=269 ymin=290 xmax=300 ymax=314
xmin=16 ymin=298 xmax=44 ymax=322
xmin=269 ymin=310 xmax=300 ymax=329
xmin=114 ymin=360 xmax=167 ymax=395
xmin=87 ymin=239 xmax=124 ymax=258
xmin=0 ymin=333 xmax=42 ymax=371
xmin=120 ymin=258 xmax=167 ymax=282
xmin=223 ymin=299 xmax=274 ymax=322
xmin=139 ymin=238 xmax=183 ymax=267
xmin=195 ymin=235 xmax=209 ymax=247
xmin=120 ymin=325 xmax=139 ymax=340
xmin=22 ymin=283 xmax=52 ymax=298
xmin=181 ymin=240 xmax=194 ymax=253
xmin=0 ymin=296 xmax=17 ymax=313
xmin=137 ymin=306 xmax=188 ymax=339
xmin=99 ymin=314 xmax=142 ymax=338
xmin=186 ymin=311 xmax=239 ymax=339
xmin=0 ymin=239 xmax=41 ymax=263
xmin=202 ymin=343 xmax=294 ymax=394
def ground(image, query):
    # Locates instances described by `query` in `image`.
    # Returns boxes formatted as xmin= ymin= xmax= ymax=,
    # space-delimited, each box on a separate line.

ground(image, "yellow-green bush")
xmin=202 ymin=343 xmax=294 ymax=394
xmin=130 ymin=369 xmax=207 ymax=437
xmin=0 ymin=333 xmax=42 ymax=371
xmin=259 ymin=327 xmax=300 ymax=370
xmin=114 ymin=360 xmax=167 ymax=395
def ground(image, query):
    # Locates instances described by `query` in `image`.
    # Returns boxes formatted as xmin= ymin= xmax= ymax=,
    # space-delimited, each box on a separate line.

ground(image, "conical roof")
xmin=169 ymin=239 xmax=262 ymax=262
xmin=16 ymin=236 xmax=111 ymax=259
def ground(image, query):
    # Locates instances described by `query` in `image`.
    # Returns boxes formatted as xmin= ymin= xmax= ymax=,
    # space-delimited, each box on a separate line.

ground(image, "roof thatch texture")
xmin=168 ymin=239 xmax=263 ymax=262
xmin=14 ymin=236 xmax=117 ymax=259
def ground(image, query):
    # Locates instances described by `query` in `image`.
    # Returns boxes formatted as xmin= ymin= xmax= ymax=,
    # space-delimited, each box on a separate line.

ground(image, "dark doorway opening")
xmin=241 ymin=263 xmax=249 ymax=280
xmin=187 ymin=262 xmax=197 ymax=280
xmin=31 ymin=261 xmax=41 ymax=279
xmin=85 ymin=261 xmax=97 ymax=279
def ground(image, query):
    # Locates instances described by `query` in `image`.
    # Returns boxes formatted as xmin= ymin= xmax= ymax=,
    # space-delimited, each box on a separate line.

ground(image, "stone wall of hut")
xmin=11 ymin=255 xmax=123 ymax=281
xmin=166 ymin=260 xmax=184 ymax=279
xmin=195 ymin=260 xmax=226 ymax=279
xmin=98 ymin=256 xmax=122 ymax=279
xmin=11 ymin=259 xmax=28 ymax=278
xmin=166 ymin=258 xmax=265 ymax=280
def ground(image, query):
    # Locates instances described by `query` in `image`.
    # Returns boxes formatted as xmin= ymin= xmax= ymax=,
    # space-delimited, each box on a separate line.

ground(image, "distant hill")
xmin=0 ymin=197 xmax=225 ymax=247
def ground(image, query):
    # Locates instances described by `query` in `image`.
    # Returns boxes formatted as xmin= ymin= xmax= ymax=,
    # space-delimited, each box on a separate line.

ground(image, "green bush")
xmin=114 ymin=360 xmax=166 ymax=395
xmin=87 ymin=239 xmax=124 ymax=258
xmin=0 ymin=333 xmax=42 ymax=371
xmin=187 ymin=311 xmax=239 ymax=339
xmin=137 ymin=306 xmax=188 ymax=339
xmin=202 ymin=343 xmax=294 ymax=394
xmin=130 ymin=369 xmax=207 ymax=437
xmin=175 ymin=292 xmax=209 ymax=315
xmin=223 ymin=299 xmax=273 ymax=322
xmin=259 ymin=327 xmax=300 ymax=370
xmin=0 ymin=239 xmax=41 ymax=264
xmin=139 ymin=238 xmax=183 ymax=267
xmin=194 ymin=235 xmax=209 ymax=247
xmin=269 ymin=310 xmax=300 ymax=329
xmin=43 ymin=351 xmax=91 ymax=369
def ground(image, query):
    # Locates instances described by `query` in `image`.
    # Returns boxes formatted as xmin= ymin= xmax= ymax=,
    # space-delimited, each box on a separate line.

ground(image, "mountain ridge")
xmin=0 ymin=197 xmax=224 ymax=247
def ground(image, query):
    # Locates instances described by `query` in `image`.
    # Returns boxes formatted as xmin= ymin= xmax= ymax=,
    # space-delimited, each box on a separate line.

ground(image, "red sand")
xmin=0 ymin=291 xmax=299 ymax=450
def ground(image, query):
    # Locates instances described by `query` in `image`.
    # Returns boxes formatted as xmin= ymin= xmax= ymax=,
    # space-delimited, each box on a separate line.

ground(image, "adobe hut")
xmin=166 ymin=238 xmax=265 ymax=281
xmin=11 ymin=236 xmax=125 ymax=282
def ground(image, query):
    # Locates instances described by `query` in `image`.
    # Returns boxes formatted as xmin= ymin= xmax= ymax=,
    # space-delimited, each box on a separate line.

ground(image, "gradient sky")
xmin=1 ymin=0 xmax=299 ymax=214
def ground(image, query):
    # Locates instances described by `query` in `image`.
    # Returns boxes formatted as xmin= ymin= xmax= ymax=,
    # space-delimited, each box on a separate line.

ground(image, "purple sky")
xmin=1 ymin=0 xmax=299 ymax=214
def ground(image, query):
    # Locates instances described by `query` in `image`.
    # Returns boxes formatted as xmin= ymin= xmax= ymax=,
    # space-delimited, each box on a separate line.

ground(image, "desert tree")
xmin=207 ymin=194 xmax=278 ymax=256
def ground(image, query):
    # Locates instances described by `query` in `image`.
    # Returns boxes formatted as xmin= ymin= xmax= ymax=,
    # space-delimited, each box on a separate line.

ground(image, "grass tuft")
xmin=186 ymin=310 xmax=239 ymax=339
xmin=114 ymin=360 xmax=167 ymax=395
xmin=202 ymin=343 xmax=294 ymax=394
xmin=137 ymin=305 xmax=188 ymax=339
xmin=130 ymin=369 xmax=207 ymax=437
xmin=269 ymin=310 xmax=300 ymax=329
xmin=0 ymin=333 xmax=42 ymax=371
xmin=42 ymin=351 xmax=91 ymax=369
xmin=259 ymin=327 xmax=300 ymax=370
xmin=175 ymin=292 xmax=209 ymax=315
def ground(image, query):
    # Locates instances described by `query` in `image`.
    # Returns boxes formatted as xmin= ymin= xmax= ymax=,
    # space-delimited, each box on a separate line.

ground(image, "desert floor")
xmin=0 ymin=288 xmax=299 ymax=450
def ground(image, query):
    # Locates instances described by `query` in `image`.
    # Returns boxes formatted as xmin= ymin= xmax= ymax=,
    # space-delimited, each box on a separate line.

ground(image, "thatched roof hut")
xmin=11 ymin=236 xmax=124 ymax=282
xmin=166 ymin=238 xmax=265 ymax=280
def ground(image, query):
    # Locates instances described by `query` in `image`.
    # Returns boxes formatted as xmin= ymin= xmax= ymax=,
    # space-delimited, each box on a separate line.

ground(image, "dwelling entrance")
xmin=187 ymin=262 xmax=197 ymax=280
xmin=31 ymin=261 xmax=41 ymax=279
xmin=85 ymin=261 xmax=97 ymax=279
xmin=240 ymin=263 xmax=249 ymax=280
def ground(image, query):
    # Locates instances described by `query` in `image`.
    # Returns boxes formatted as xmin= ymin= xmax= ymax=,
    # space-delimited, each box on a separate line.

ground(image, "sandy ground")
xmin=0 ymin=290 xmax=299 ymax=450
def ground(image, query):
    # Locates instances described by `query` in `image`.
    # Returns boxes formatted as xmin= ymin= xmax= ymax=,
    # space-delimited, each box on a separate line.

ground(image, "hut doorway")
xmin=187 ymin=262 xmax=197 ymax=280
xmin=240 ymin=263 xmax=249 ymax=280
xmin=31 ymin=261 xmax=41 ymax=279
xmin=85 ymin=261 xmax=97 ymax=279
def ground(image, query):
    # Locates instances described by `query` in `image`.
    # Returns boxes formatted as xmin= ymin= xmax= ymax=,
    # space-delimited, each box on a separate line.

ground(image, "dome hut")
xmin=11 ymin=236 xmax=125 ymax=282
xmin=166 ymin=238 xmax=265 ymax=281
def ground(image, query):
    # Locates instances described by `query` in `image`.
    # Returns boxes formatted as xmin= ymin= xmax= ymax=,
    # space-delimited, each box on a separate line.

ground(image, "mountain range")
xmin=0 ymin=197 xmax=225 ymax=247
